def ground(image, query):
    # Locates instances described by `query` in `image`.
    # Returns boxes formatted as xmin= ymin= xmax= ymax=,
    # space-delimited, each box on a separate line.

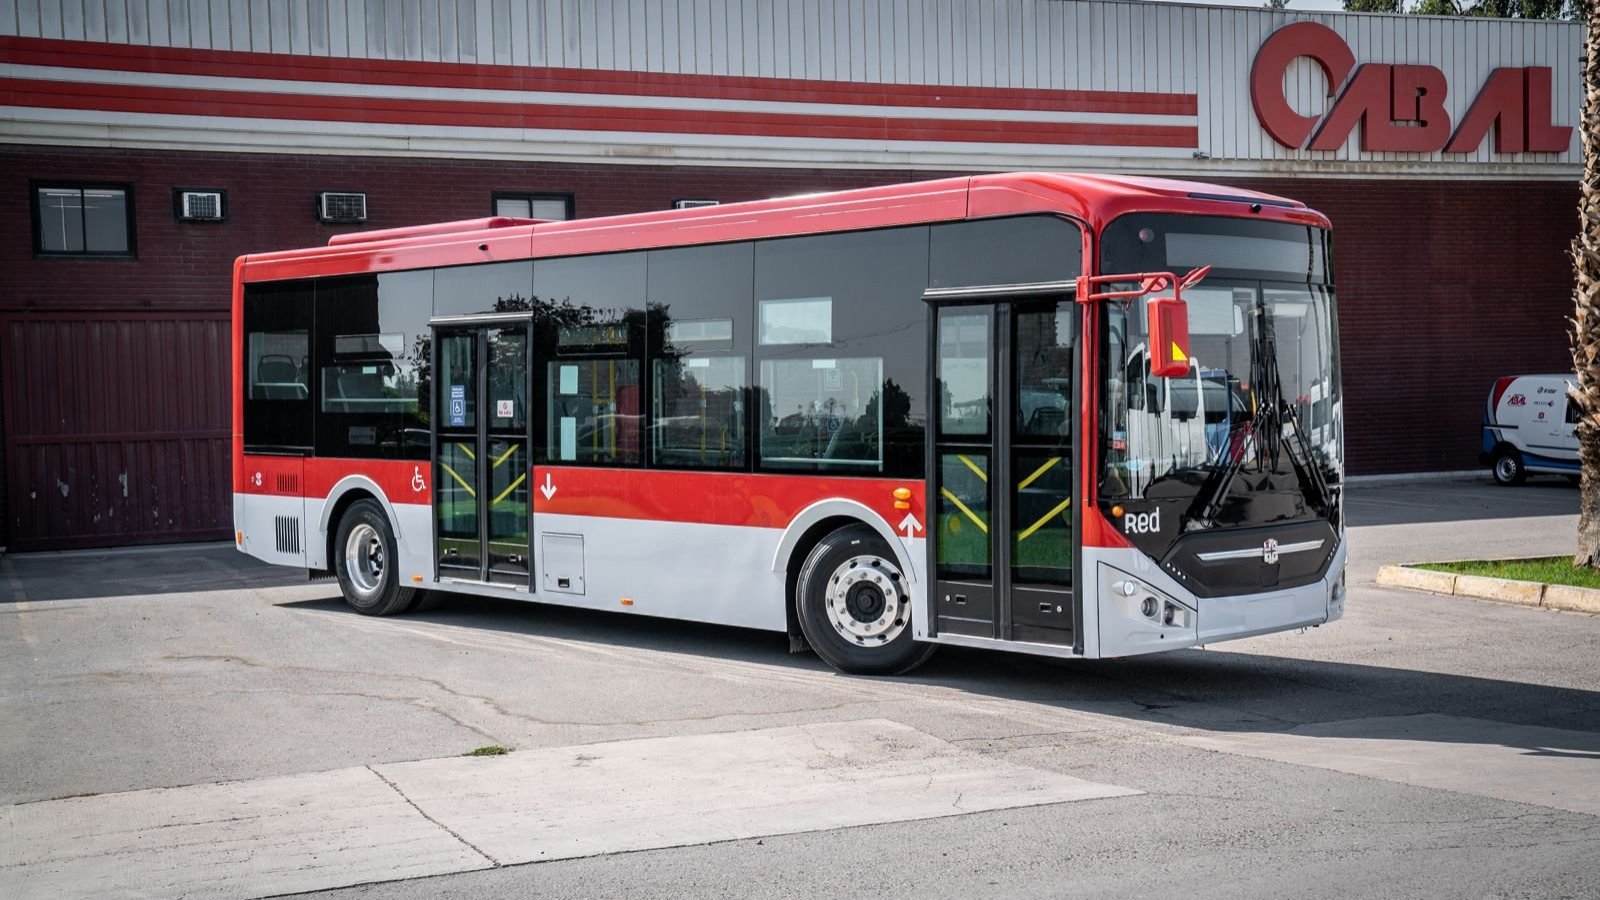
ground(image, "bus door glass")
xmin=929 ymin=297 xmax=1077 ymax=646
xmin=432 ymin=319 xmax=532 ymax=586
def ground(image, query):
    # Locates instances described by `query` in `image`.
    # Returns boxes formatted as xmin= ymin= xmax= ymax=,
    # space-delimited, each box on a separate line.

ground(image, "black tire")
xmin=406 ymin=590 xmax=445 ymax=613
xmin=795 ymin=524 xmax=937 ymax=676
xmin=332 ymin=499 xmax=416 ymax=616
xmin=1491 ymin=448 xmax=1527 ymax=486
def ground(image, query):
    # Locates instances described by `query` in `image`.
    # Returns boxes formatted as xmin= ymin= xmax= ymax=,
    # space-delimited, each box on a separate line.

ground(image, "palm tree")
xmin=1571 ymin=3 xmax=1600 ymax=567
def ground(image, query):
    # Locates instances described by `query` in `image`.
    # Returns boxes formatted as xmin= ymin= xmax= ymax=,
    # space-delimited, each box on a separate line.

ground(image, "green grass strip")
xmin=1415 ymin=557 xmax=1600 ymax=590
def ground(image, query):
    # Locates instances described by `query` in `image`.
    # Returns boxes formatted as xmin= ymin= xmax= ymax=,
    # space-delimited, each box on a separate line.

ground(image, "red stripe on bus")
xmin=531 ymin=466 xmax=922 ymax=529
xmin=0 ymin=77 xmax=1200 ymax=148
xmin=0 ymin=36 xmax=1199 ymax=117
xmin=239 ymin=456 xmax=925 ymax=530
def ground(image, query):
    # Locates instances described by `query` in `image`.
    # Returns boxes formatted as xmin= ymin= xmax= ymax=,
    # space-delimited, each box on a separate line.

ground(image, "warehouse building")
xmin=0 ymin=0 xmax=1581 ymax=549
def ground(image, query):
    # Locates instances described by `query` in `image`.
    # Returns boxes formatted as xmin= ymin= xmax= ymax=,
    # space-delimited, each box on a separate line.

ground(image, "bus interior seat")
xmin=255 ymin=356 xmax=307 ymax=400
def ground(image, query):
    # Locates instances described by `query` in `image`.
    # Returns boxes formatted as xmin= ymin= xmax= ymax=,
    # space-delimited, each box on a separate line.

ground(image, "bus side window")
xmin=646 ymin=243 xmax=753 ymax=471
xmin=243 ymin=279 xmax=314 ymax=451
xmin=536 ymin=252 xmax=647 ymax=467
xmin=313 ymin=271 xmax=433 ymax=460
xmin=753 ymin=226 xmax=929 ymax=478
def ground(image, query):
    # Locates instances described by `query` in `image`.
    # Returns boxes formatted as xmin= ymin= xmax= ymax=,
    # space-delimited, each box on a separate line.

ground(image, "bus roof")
xmin=238 ymin=171 xmax=1331 ymax=283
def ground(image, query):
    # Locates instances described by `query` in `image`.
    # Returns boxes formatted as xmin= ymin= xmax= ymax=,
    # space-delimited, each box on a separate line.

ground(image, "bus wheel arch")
xmin=319 ymin=478 xmax=402 ymax=570
xmin=773 ymin=500 xmax=918 ymax=591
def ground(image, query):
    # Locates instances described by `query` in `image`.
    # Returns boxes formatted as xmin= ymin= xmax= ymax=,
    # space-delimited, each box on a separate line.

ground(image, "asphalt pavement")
xmin=0 ymin=477 xmax=1595 ymax=900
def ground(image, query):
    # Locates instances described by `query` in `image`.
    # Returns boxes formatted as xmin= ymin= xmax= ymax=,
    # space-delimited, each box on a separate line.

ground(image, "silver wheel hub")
xmin=1496 ymin=457 xmax=1518 ymax=480
xmin=825 ymin=554 xmax=908 ymax=645
xmin=344 ymin=523 xmax=384 ymax=598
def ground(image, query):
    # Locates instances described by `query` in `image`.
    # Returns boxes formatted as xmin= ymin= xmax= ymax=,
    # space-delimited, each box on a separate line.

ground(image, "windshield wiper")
xmin=1183 ymin=296 xmax=1332 ymax=531
xmin=1184 ymin=417 xmax=1250 ymax=530
xmin=1276 ymin=393 xmax=1336 ymax=523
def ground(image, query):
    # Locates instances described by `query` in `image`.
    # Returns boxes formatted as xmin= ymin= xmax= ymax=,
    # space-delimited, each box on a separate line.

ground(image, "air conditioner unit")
xmin=318 ymin=191 xmax=368 ymax=224
xmin=175 ymin=189 xmax=225 ymax=222
xmin=672 ymin=199 xmax=720 ymax=209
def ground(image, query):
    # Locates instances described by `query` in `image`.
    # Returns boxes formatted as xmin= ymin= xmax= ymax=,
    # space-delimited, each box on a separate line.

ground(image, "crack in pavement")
xmin=365 ymin=764 xmax=501 ymax=868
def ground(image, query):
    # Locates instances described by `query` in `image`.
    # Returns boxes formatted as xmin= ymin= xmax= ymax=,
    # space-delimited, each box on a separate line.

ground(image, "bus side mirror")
xmin=1148 ymin=297 xmax=1192 ymax=378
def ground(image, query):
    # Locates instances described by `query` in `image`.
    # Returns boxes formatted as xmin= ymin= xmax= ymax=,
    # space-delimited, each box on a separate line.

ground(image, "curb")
xmin=1377 ymin=564 xmax=1600 ymax=614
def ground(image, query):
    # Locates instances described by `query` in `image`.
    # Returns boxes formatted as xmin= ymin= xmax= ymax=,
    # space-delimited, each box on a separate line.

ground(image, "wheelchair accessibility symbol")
xmin=412 ymin=466 xmax=427 ymax=493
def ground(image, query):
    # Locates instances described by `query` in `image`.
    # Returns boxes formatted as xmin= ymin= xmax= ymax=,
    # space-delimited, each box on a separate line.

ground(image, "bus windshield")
xmin=1100 ymin=215 xmax=1341 ymax=532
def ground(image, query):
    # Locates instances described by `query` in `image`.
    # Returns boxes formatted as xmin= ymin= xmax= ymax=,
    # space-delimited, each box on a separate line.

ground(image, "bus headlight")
xmin=1103 ymin=566 xmax=1194 ymax=628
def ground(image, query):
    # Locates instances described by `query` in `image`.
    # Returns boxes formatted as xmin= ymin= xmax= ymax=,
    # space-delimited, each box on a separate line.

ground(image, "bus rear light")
xmin=894 ymin=501 xmax=911 ymax=510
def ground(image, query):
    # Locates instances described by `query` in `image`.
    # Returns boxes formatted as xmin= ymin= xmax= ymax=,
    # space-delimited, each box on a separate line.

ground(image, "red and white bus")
xmin=233 ymin=172 xmax=1345 ymax=675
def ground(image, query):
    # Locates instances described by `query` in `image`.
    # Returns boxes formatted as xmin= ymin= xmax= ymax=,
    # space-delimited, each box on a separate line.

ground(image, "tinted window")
xmin=434 ymin=261 xmax=533 ymax=318
xmin=928 ymin=216 xmax=1082 ymax=289
xmin=537 ymin=253 xmax=647 ymax=466
xmin=754 ymin=227 xmax=929 ymax=477
xmin=314 ymin=271 xmax=433 ymax=459
xmin=243 ymin=280 xmax=314 ymax=450
xmin=647 ymin=242 xmax=754 ymax=470
xmin=1102 ymin=214 xmax=1332 ymax=284
xmin=35 ymin=183 xmax=134 ymax=256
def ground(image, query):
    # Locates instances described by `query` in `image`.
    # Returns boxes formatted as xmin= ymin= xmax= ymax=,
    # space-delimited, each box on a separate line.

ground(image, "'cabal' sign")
xmin=1250 ymin=22 xmax=1571 ymax=154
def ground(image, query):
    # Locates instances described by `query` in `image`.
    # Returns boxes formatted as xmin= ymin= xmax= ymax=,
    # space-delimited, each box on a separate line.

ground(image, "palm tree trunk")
xmin=1573 ymin=4 xmax=1600 ymax=568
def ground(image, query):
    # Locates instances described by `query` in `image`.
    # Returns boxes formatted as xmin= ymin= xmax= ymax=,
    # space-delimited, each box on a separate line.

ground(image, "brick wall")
xmin=0 ymin=146 xmax=1580 ymax=546
xmin=1236 ymin=177 xmax=1577 ymax=476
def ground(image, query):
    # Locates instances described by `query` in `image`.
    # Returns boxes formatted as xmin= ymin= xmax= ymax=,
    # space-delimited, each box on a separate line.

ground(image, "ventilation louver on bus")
xmin=672 ymin=199 xmax=720 ymax=209
xmin=274 ymin=516 xmax=301 ymax=555
xmin=317 ymin=192 xmax=368 ymax=224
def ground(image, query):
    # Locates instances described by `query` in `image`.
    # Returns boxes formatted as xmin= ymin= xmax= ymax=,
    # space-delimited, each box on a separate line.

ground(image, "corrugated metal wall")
xmin=0 ymin=314 xmax=232 ymax=550
xmin=0 ymin=0 xmax=1580 ymax=169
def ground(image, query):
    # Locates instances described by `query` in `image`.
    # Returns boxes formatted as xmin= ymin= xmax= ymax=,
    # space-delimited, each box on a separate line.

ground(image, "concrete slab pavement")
xmin=0 ymin=719 xmax=1137 ymax=900
xmin=1 ymin=766 xmax=488 ymax=900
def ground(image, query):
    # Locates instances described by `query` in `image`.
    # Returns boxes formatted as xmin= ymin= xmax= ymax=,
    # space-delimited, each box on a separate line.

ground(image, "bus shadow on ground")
xmin=280 ymin=591 xmax=1600 ymax=752
xmin=2 ymin=542 xmax=305 ymax=603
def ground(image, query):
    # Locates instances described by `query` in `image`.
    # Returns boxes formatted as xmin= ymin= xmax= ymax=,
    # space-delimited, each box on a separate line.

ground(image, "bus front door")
xmin=431 ymin=319 xmax=533 ymax=587
xmin=928 ymin=297 xmax=1077 ymax=647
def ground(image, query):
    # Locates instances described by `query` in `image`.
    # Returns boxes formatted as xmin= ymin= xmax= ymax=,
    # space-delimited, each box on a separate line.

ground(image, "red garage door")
xmin=1 ymin=313 xmax=232 ymax=551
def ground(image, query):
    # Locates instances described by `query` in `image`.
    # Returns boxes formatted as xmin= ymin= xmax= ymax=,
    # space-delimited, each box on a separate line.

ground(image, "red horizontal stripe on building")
xmin=0 ymin=35 xmax=1198 ymax=117
xmin=0 ymin=77 xmax=1200 ymax=148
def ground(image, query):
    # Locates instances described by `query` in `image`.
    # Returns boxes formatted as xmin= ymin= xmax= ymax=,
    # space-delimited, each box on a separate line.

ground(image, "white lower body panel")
xmin=241 ymin=488 xmax=1346 ymax=659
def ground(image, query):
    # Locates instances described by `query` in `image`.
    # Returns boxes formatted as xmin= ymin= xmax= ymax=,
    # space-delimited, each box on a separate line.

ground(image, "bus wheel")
xmin=796 ymin=525 xmax=936 ymax=676
xmin=1492 ymin=449 xmax=1527 ymax=486
xmin=333 ymin=499 xmax=416 ymax=616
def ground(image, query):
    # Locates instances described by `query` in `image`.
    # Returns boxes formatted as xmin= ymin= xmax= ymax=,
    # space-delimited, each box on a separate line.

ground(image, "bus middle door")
xmin=431 ymin=317 xmax=534 ymax=587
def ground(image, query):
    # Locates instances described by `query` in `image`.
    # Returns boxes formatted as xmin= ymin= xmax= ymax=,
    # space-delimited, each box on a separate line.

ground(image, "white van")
xmin=1481 ymin=374 xmax=1579 ymax=485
